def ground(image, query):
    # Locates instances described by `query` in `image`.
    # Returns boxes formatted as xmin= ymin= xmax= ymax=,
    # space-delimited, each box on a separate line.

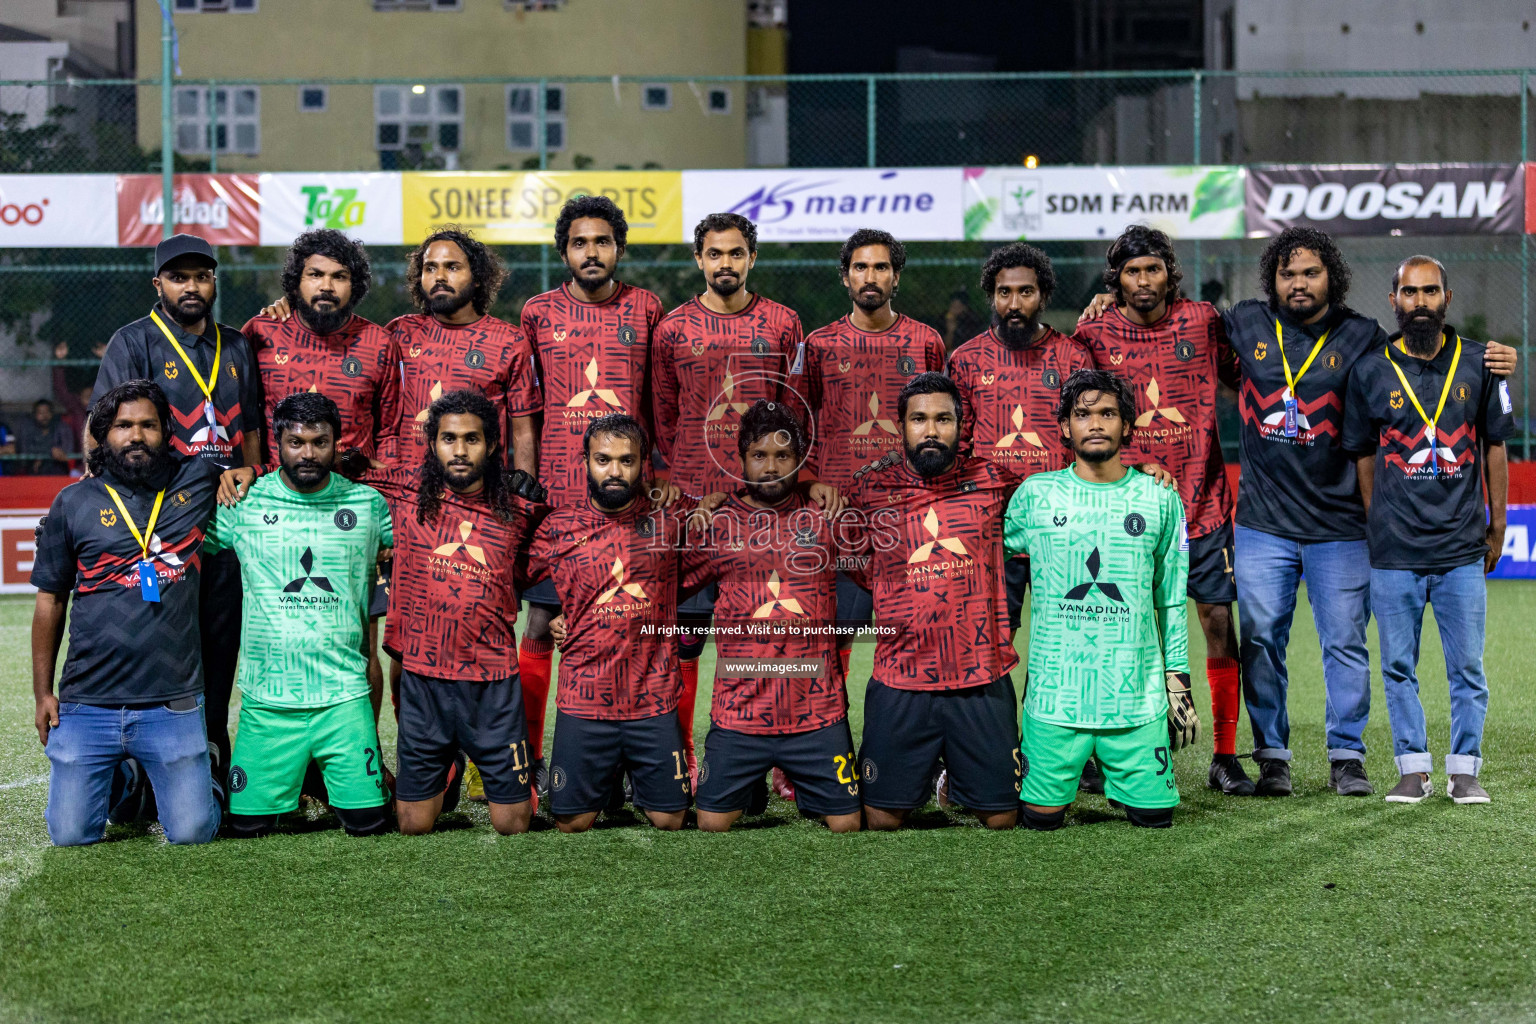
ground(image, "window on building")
xmin=641 ymin=84 xmax=672 ymax=111
xmin=299 ymin=86 xmax=327 ymax=112
xmin=373 ymin=0 xmax=460 ymax=9
xmin=506 ymin=84 xmax=565 ymax=151
xmin=706 ymin=87 xmax=731 ymax=115
xmin=505 ymin=0 xmax=564 ymax=8
xmin=375 ymin=85 xmax=462 ymax=169
xmin=175 ymin=0 xmax=258 ymax=10
xmin=173 ymin=86 xmax=260 ymax=154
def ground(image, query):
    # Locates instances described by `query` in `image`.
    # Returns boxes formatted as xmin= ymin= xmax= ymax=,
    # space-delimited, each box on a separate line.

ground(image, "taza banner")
xmin=259 ymin=173 xmax=403 ymax=245
xmin=1245 ymin=164 xmax=1525 ymax=236
xmin=0 ymin=175 xmax=117 ymax=247
xmin=961 ymin=166 xmax=1245 ymax=240
xmin=683 ymin=168 xmax=961 ymax=241
xmin=401 ymin=171 xmax=681 ymax=243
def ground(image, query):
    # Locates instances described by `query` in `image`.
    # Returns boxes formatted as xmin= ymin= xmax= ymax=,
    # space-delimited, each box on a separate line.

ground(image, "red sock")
xmin=838 ymin=648 xmax=851 ymax=677
xmin=1207 ymin=657 xmax=1241 ymax=757
xmin=679 ymin=658 xmax=700 ymax=757
xmin=519 ymin=637 xmax=554 ymax=761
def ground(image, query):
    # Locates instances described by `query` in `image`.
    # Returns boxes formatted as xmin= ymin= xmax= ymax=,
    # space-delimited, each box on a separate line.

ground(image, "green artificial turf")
xmin=1 ymin=587 xmax=1534 ymax=1023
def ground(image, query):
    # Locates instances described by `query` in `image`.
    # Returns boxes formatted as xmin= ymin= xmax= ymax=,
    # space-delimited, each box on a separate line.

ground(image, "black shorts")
xmin=858 ymin=675 xmax=1023 ymax=812
xmin=548 ymin=709 xmax=691 ymax=816
xmin=521 ymin=576 xmax=561 ymax=610
xmin=395 ymin=669 xmax=531 ymax=805
xmin=1187 ymin=519 xmax=1237 ymax=605
xmin=697 ymin=720 xmax=861 ymax=817
xmin=1004 ymin=558 xmax=1031 ymax=631
xmin=367 ymin=556 xmax=390 ymax=619
xmin=834 ymin=571 xmax=873 ymax=629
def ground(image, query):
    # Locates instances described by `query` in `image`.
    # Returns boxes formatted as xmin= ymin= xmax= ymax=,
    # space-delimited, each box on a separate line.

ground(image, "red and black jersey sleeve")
xmin=949 ymin=327 xmax=1091 ymax=479
xmin=1074 ymin=299 xmax=1232 ymax=538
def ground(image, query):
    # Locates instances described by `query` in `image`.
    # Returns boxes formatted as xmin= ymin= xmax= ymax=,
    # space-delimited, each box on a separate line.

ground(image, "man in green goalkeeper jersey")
xmin=1004 ymin=368 xmax=1196 ymax=830
xmin=206 ymin=392 xmax=393 ymax=837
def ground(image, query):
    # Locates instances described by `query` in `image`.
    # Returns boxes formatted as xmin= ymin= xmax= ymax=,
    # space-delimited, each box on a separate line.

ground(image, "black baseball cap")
xmin=154 ymin=234 xmax=218 ymax=274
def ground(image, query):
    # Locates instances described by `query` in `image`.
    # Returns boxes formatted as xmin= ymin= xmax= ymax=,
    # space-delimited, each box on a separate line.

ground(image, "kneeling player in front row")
xmin=1005 ymin=369 xmax=1196 ymax=829
xmin=682 ymin=401 xmax=861 ymax=833
xmin=530 ymin=415 xmax=695 ymax=833
xmin=209 ymin=393 xmax=392 ymax=837
xmin=349 ymin=389 xmax=544 ymax=835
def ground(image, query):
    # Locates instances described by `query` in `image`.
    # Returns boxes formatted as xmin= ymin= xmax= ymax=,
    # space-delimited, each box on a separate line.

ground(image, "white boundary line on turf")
xmin=0 ymin=775 xmax=45 ymax=791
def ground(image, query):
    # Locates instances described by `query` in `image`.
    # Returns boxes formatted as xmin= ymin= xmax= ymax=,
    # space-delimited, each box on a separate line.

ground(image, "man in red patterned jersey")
xmin=1073 ymin=226 xmax=1249 ymax=795
xmin=789 ymin=229 xmax=946 ymax=683
xmin=682 ymin=401 xmax=861 ymax=833
xmin=846 ymin=373 xmax=1023 ymax=830
xmin=516 ymin=196 xmax=665 ymax=799
xmin=350 ymin=389 xmax=545 ymax=836
xmin=245 ymin=229 xmax=400 ymax=718
xmin=652 ymin=213 xmax=815 ymax=783
xmin=529 ymin=414 xmax=696 ymax=833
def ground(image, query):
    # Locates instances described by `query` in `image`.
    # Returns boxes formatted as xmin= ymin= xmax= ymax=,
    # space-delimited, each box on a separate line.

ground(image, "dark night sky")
xmin=786 ymin=2 xmax=1078 ymax=73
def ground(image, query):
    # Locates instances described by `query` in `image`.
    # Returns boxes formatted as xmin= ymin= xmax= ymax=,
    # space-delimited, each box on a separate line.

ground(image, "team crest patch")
xmin=1390 ymin=389 xmax=1405 ymax=410
xmin=861 ymin=758 xmax=878 ymax=783
xmin=334 ymin=509 xmax=358 ymax=531
xmin=1124 ymin=513 xmax=1147 ymax=537
xmin=898 ymin=355 xmax=917 ymax=376
xmin=342 ymin=355 xmax=363 ymax=378
xmin=163 ymin=361 xmax=178 ymax=380
xmin=1325 ymin=352 xmax=1342 ymax=371
xmin=550 ymin=766 xmax=566 ymax=792
xmin=697 ymin=759 xmax=710 ymax=785
xmin=229 ymin=766 xmax=247 ymax=793
xmin=636 ymin=517 xmax=656 ymax=538
xmin=99 ymin=508 xmax=117 ymax=527
xmin=750 ymin=338 xmax=770 ymax=356
xmin=960 ymin=480 xmax=978 ymax=493
xmin=228 ymin=365 xmax=239 ymax=379
xmin=464 ymin=349 xmax=486 ymax=370
xmin=173 ymin=490 xmax=191 ymax=507
xmin=618 ymin=324 xmax=638 ymax=347
xmin=1175 ymin=339 xmax=1196 ymax=362
xmin=1454 ymin=382 xmax=1471 ymax=403
xmin=1042 ymin=368 xmax=1061 ymax=389
xmin=795 ymin=527 xmax=818 ymax=548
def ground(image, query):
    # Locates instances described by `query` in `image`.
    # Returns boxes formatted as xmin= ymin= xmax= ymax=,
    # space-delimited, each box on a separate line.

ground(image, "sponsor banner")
xmin=402 ymin=171 xmax=681 ymax=243
xmin=1527 ymin=162 xmax=1535 ymax=235
xmin=117 ymin=174 xmax=262 ymax=246
xmin=962 ymin=166 xmax=1245 ymax=240
xmin=258 ymin=173 xmax=403 ymax=246
xmin=0 ymin=175 xmax=118 ymax=247
xmin=1492 ymin=504 xmax=1536 ymax=580
xmin=0 ymin=513 xmax=48 ymax=595
xmin=683 ymin=168 xmax=961 ymax=242
xmin=1246 ymin=164 xmax=1524 ymax=236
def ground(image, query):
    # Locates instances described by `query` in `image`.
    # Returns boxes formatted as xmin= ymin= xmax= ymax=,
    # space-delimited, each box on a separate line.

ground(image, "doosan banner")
xmin=962 ymin=166 xmax=1245 ymax=240
xmin=1246 ymin=164 xmax=1525 ymax=236
xmin=683 ymin=169 xmax=961 ymax=241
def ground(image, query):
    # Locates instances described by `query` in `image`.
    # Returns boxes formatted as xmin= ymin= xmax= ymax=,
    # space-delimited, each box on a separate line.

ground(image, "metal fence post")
xmin=1192 ymin=71 xmax=1203 ymax=297
xmin=538 ymin=76 xmax=550 ymax=291
xmin=1522 ymin=70 xmax=1530 ymax=457
xmin=160 ymin=7 xmax=175 ymax=241
xmin=209 ymin=80 xmax=220 ymax=325
xmin=866 ymin=75 xmax=876 ymax=167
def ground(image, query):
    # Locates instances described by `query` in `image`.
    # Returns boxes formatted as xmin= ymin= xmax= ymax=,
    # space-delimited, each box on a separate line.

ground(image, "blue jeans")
xmin=1371 ymin=562 xmax=1489 ymax=777
xmin=1235 ymin=526 xmax=1372 ymax=762
xmin=44 ymin=697 xmax=221 ymax=846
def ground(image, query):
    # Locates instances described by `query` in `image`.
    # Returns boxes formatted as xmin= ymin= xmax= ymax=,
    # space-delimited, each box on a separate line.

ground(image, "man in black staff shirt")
xmin=1221 ymin=229 xmax=1516 ymax=798
xmin=94 ymin=234 xmax=265 ymax=785
xmin=1343 ymin=256 xmax=1511 ymax=806
xmin=32 ymin=380 xmax=250 ymax=845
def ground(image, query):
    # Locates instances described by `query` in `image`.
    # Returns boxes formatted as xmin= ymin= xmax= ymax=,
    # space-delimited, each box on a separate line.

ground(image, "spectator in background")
xmin=941 ymin=288 xmax=984 ymax=355
xmin=0 ymin=418 xmax=14 ymax=475
xmin=13 ymin=399 xmax=73 ymax=475
xmin=53 ymin=341 xmax=97 ymax=443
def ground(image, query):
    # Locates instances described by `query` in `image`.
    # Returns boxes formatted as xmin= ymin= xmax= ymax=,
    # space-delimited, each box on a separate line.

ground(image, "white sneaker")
xmin=1384 ymin=773 xmax=1432 ymax=803
xmin=1447 ymin=774 xmax=1491 ymax=804
xmin=934 ymin=768 xmax=951 ymax=810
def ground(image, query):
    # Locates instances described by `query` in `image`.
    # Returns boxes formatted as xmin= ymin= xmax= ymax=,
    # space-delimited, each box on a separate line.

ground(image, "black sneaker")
xmin=1253 ymin=757 xmax=1292 ymax=797
xmin=1078 ymin=756 xmax=1106 ymax=795
xmin=746 ymin=774 xmax=770 ymax=816
xmin=1328 ymin=759 xmax=1374 ymax=797
xmin=531 ymin=756 xmax=549 ymax=799
xmin=440 ymin=752 xmax=467 ymax=815
xmin=108 ymin=758 xmax=148 ymax=824
xmin=1207 ymin=754 xmax=1256 ymax=796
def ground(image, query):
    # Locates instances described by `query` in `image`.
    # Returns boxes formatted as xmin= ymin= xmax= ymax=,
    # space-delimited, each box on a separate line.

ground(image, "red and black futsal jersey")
xmin=30 ymin=456 xmax=219 ymax=705
xmin=788 ymin=313 xmax=945 ymax=491
xmin=679 ymin=491 xmax=847 ymax=735
xmin=1224 ymin=298 xmax=1385 ymax=543
xmin=948 ymin=326 xmax=1094 ymax=478
xmin=243 ymin=313 xmax=401 ymax=465
xmin=384 ymin=313 xmax=541 ymax=462
xmin=363 ymin=465 xmax=544 ymax=682
xmin=844 ymin=452 xmax=1020 ymax=691
xmin=96 ymin=307 xmax=262 ymax=467
xmin=527 ymin=498 xmax=698 ymax=721
xmin=1342 ymin=330 xmax=1515 ymax=573
xmin=652 ymin=294 xmax=805 ymax=499
xmin=1073 ymin=298 xmax=1235 ymax=540
xmin=519 ymin=282 xmax=664 ymax=505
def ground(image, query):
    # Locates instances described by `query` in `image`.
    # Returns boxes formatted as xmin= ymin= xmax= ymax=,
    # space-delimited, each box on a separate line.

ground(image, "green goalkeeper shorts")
xmin=228 ymin=696 xmax=389 ymax=814
xmin=1019 ymin=714 xmax=1179 ymax=810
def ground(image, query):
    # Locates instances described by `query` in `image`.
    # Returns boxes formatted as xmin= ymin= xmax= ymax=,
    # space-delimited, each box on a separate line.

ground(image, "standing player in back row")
xmin=515 ymin=195 xmax=665 ymax=798
xmin=1074 ymin=226 xmax=1249 ymax=796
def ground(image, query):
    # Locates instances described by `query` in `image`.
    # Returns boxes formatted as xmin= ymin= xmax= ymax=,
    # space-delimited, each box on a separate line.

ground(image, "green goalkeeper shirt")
xmin=204 ymin=471 xmax=392 ymax=708
xmin=1004 ymin=465 xmax=1189 ymax=730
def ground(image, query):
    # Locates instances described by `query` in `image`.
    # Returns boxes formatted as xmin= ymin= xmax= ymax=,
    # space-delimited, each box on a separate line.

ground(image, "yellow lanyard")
xmin=1385 ymin=333 xmax=1462 ymax=443
xmin=104 ymin=485 xmax=166 ymax=562
xmin=150 ymin=309 xmax=222 ymax=406
xmin=1274 ymin=318 xmax=1330 ymax=398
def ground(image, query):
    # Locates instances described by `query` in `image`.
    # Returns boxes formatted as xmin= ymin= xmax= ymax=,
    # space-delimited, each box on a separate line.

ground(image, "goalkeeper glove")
xmin=1165 ymin=671 xmax=1199 ymax=751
